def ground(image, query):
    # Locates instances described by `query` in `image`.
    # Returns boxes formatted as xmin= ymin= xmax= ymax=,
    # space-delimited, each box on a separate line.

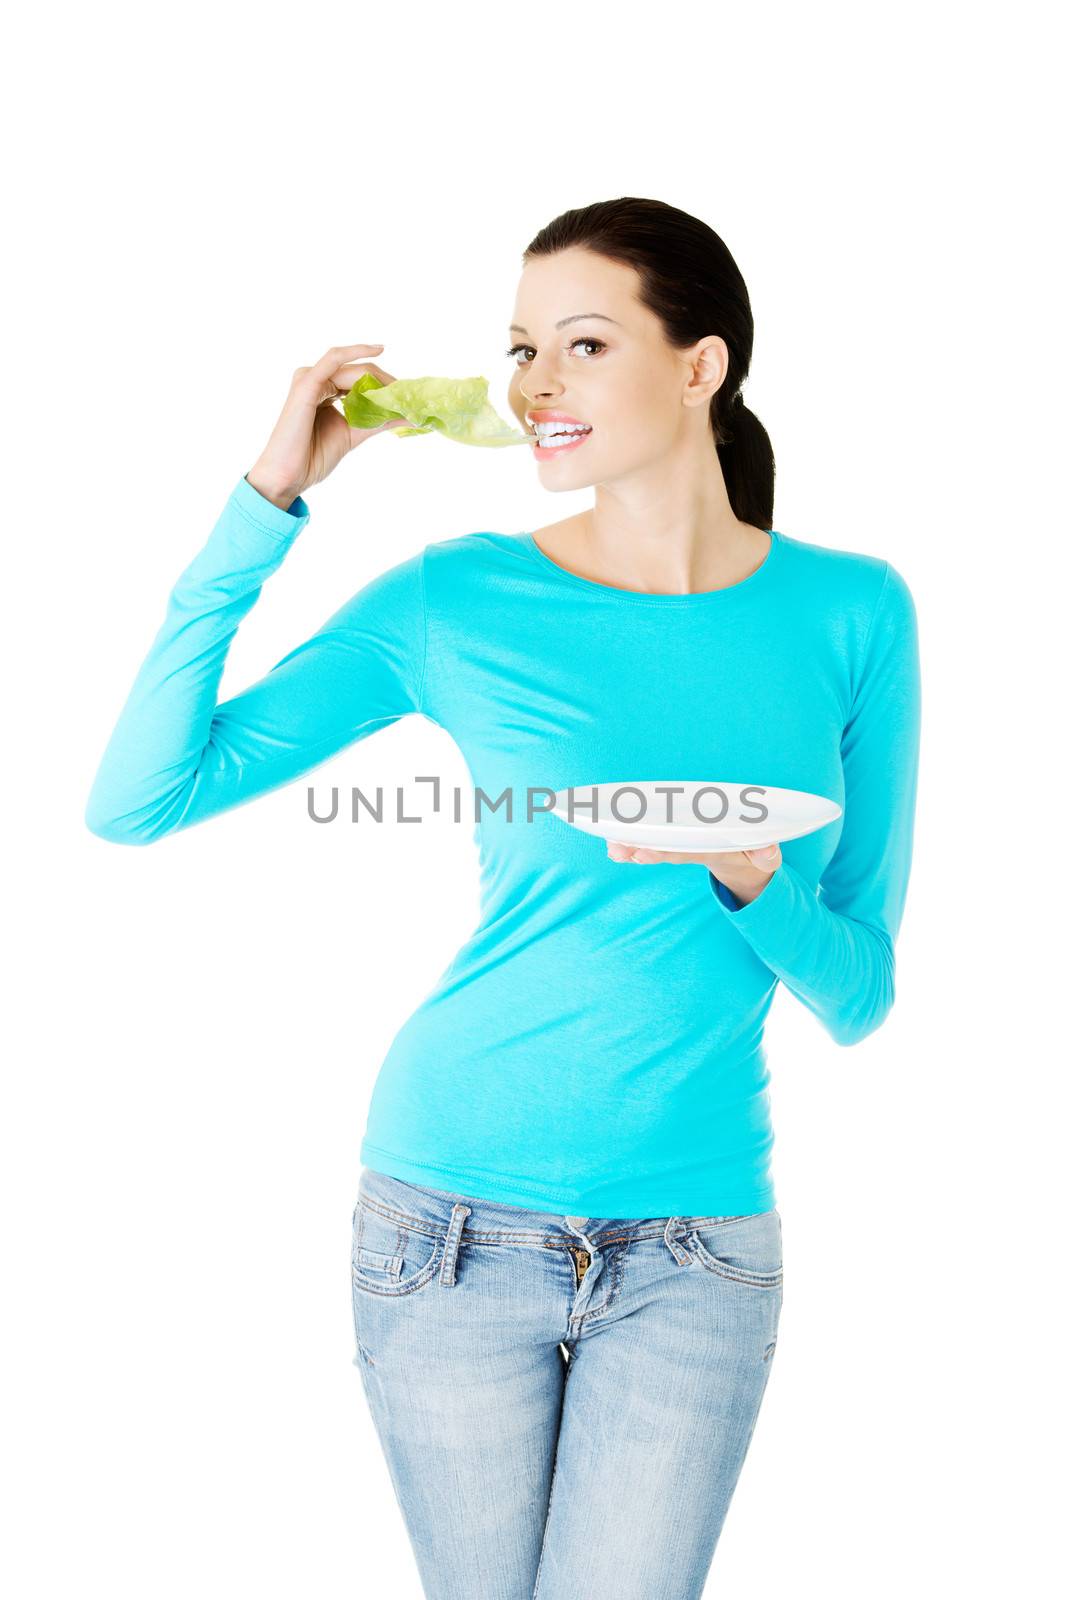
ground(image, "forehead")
xmin=510 ymin=251 xmax=640 ymax=332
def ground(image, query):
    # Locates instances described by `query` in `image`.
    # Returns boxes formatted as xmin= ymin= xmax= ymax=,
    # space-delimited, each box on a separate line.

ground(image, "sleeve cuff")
xmin=708 ymin=858 xmax=794 ymax=930
xmin=232 ymin=473 xmax=311 ymax=537
xmin=708 ymin=858 xmax=832 ymax=983
xmin=708 ymin=869 xmax=743 ymax=912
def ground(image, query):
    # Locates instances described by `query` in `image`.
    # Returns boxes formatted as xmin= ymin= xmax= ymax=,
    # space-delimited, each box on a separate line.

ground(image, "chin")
xmin=541 ymin=471 xmax=598 ymax=492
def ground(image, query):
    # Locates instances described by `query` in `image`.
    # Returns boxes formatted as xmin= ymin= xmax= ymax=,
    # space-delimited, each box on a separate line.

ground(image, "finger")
xmin=291 ymin=345 xmax=384 ymax=386
xmin=744 ymin=843 xmax=781 ymax=871
xmin=313 ymin=343 xmax=385 ymax=378
xmin=607 ymin=841 xmax=681 ymax=864
xmin=325 ymin=360 xmax=397 ymax=391
xmin=294 ymin=346 xmax=388 ymax=403
xmin=317 ymin=360 xmax=395 ymax=401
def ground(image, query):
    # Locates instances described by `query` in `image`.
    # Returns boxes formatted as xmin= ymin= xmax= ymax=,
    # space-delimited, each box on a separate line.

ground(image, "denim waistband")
xmin=357 ymin=1165 xmax=766 ymax=1249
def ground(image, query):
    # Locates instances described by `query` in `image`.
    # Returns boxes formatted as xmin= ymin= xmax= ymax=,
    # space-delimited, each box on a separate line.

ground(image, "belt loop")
xmin=664 ymin=1216 xmax=693 ymax=1265
xmin=439 ymin=1201 xmax=472 ymax=1286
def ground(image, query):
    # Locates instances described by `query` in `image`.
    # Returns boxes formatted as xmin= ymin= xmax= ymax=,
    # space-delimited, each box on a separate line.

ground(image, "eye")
xmin=504 ymin=337 xmax=607 ymax=365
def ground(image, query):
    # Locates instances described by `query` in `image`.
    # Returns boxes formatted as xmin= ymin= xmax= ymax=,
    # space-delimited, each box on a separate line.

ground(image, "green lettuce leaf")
xmin=341 ymin=371 xmax=530 ymax=447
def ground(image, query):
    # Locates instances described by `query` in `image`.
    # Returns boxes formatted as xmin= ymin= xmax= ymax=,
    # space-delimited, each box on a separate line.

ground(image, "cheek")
xmin=598 ymin=412 xmax=667 ymax=458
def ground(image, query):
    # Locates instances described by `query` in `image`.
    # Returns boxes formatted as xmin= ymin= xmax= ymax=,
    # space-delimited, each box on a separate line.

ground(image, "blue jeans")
xmin=350 ymin=1166 xmax=783 ymax=1600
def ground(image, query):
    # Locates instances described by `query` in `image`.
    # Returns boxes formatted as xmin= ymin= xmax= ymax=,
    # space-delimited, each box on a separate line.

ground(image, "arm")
xmin=708 ymin=561 xmax=922 ymax=1046
xmin=84 ymin=473 xmax=427 ymax=845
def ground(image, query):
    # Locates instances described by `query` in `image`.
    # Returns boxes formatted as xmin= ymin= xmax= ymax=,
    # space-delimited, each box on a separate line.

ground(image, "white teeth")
xmin=532 ymin=421 xmax=592 ymax=447
xmin=538 ymin=432 xmax=588 ymax=448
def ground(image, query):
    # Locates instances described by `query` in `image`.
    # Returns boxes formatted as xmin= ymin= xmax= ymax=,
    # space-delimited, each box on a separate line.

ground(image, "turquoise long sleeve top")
xmin=86 ymin=473 xmax=922 ymax=1217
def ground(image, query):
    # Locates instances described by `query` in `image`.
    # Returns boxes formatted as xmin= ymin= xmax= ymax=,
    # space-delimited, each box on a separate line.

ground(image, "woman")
xmin=85 ymin=197 xmax=921 ymax=1599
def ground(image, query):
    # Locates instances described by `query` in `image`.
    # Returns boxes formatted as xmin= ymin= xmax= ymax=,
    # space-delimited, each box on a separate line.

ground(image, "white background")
xmin=4 ymin=2 xmax=1064 ymax=1595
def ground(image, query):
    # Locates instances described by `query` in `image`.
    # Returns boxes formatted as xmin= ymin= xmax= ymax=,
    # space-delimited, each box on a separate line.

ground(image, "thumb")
xmin=745 ymin=843 xmax=781 ymax=871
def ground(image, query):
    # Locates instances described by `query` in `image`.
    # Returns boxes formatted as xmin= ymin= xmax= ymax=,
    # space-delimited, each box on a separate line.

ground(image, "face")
xmin=507 ymin=246 xmax=726 ymax=489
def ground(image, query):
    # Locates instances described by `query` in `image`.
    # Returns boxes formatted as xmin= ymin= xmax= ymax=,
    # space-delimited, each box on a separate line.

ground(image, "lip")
xmin=531 ymin=429 xmax=593 ymax=457
xmin=525 ymin=409 xmax=594 ymax=457
xmin=526 ymin=410 xmax=590 ymax=427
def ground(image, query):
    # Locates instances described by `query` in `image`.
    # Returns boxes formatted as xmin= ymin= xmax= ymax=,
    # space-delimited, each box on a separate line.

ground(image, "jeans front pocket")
xmin=685 ymin=1208 xmax=783 ymax=1289
xmin=351 ymin=1198 xmax=446 ymax=1298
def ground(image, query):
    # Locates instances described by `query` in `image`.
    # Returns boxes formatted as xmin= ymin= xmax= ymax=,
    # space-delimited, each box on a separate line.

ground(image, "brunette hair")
xmin=522 ymin=197 xmax=775 ymax=529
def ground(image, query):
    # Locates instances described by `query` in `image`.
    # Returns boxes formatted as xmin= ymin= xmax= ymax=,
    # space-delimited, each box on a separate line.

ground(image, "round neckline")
xmin=518 ymin=526 xmax=781 ymax=604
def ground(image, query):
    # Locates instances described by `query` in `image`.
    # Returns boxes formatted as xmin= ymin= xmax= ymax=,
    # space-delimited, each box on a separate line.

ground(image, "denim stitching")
xmin=357 ymin=1192 xmax=772 ymax=1247
xmin=686 ymin=1229 xmax=783 ymax=1288
xmin=438 ymin=1202 xmax=471 ymax=1287
xmin=351 ymin=1238 xmax=445 ymax=1297
xmin=568 ymin=1241 xmax=627 ymax=1329
xmin=352 ymin=1199 xmax=446 ymax=1297
xmin=356 ymin=1246 xmax=404 ymax=1279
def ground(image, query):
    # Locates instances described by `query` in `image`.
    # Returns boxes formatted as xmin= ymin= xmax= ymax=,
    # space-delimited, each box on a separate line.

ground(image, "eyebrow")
xmin=508 ymin=313 xmax=622 ymax=335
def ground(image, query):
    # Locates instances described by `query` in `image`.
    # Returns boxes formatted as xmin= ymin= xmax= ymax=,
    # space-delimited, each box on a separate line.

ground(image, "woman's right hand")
xmin=246 ymin=343 xmax=410 ymax=509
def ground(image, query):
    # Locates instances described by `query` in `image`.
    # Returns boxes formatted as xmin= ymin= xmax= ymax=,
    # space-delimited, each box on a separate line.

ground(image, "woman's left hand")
xmin=605 ymin=838 xmax=782 ymax=908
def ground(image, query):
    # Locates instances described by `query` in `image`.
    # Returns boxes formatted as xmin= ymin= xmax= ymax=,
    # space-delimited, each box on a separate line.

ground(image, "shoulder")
xmin=778 ymin=529 xmax=915 ymax=629
xmin=344 ymin=528 xmax=518 ymax=597
xmin=424 ymin=528 xmax=529 ymax=560
xmin=421 ymin=528 xmax=534 ymax=594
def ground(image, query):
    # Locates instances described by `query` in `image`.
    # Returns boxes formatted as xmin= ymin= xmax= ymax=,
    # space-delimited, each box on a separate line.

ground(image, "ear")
xmin=684 ymin=335 xmax=730 ymax=409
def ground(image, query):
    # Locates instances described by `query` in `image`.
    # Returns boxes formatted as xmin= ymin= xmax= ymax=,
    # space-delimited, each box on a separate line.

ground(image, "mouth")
xmin=525 ymin=414 xmax=594 ymax=455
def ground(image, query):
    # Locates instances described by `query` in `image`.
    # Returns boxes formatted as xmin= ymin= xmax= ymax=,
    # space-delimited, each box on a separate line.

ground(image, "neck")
xmin=575 ymin=488 xmax=768 ymax=597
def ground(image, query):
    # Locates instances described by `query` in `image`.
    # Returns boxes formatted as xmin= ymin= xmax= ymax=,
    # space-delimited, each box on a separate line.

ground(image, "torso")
xmin=361 ymin=519 xmax=894 ymax=1216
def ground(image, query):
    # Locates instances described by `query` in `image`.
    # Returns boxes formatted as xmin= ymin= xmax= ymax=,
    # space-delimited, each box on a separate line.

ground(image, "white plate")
xmin=548 ymin=780 xmax=841 ymax=854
